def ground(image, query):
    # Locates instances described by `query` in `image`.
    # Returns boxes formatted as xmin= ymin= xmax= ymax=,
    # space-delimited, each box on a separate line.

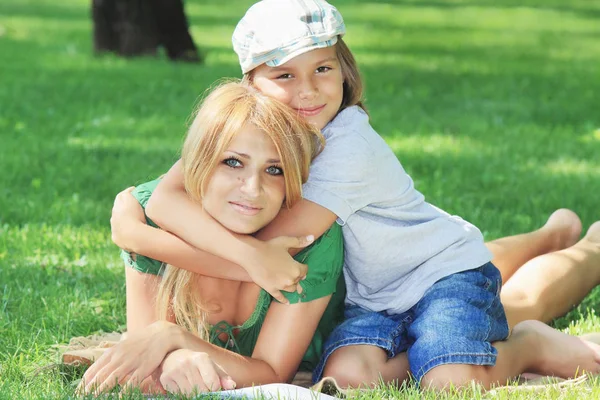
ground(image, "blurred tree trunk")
xmin=92 ymin=0 xmax=201 ymax=62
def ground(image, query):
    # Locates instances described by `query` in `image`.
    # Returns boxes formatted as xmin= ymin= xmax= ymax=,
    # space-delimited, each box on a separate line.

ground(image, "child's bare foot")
xmin=580 ymin=332 xmax=600 ymax=345
xmin=514 ymin=320 xmax=600 ymax=378
xmin=541 ymin=209 xmax=582 ymax=251
xmin=583 ymin=221 xmax=600 ymax=245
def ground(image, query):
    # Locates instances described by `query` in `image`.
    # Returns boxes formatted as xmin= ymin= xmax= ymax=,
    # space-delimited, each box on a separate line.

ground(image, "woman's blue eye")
xmin=224 ymin=158 xmax=242 ymax=168
xmin=266 ymin=166 xmax=283 ymax=175
xmin=316 ymin=66 xmax=331 ymax=73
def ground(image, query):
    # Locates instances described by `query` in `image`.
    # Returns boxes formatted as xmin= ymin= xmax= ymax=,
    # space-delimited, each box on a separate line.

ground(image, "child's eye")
xmin=266 ymin=165 xmax=283 ymax=176
xmin=276 ymin=73 xmax=293 ymax=80
xmin=224 ymin=158 xmax=242 ymax=168
xmin=316 ymin=66 xmax=332 ymax=73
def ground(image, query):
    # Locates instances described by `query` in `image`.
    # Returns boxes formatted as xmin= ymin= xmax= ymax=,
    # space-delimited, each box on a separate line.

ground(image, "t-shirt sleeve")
xmin=302 ymin=125 xmax=376 ymax=224
xmin=281 ymin=223 xmax=344 ymax=304
xmin=121 ymin=178 xmax=165 ymax=276
xmin=131 ymin=178 xmax=161 ymax=228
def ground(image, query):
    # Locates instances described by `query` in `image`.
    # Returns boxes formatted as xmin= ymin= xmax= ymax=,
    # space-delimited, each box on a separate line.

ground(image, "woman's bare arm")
xmin=125 ymin=267 xmax=163 ymax=333
xmin=160 ymin=296 xmax=331 ymax=386
xmin=81 ymin=297 xmax=330 ymax=393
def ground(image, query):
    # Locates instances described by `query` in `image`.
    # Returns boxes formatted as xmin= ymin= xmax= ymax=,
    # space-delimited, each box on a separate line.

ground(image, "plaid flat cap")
xmin=233 ymin=0 xmax=346 ymax=74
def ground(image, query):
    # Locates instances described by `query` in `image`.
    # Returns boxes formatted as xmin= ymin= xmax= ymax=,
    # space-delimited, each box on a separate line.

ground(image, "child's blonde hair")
xmin=157 ymin=80 xmax=324 ymax=338
xmin=335 ymin=38 xmax=367 ymax=113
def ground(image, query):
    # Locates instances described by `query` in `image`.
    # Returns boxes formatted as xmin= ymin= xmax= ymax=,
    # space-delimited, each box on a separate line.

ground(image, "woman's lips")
xmin=295 ymin=104 xmax=326 ymax=117
xmin=229 ymin=201 xmax=262 ymax=216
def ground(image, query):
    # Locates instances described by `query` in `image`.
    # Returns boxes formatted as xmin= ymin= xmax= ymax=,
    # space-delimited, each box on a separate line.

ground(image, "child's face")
xmin=202 ymin=123 xmax=286 ymax=234
xmin=252 ymin=46 xmax=344 ymax=130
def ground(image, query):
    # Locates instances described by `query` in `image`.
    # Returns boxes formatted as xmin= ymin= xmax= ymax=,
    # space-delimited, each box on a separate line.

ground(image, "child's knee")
xmin=322 ymin=346 xmax=385 ymax=389
xmin=420 ymin=364 xmax=482 ymax=391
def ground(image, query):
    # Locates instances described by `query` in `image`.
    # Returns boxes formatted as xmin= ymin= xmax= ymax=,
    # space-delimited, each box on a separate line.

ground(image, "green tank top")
xmin=121 ymin=179 xmax=346 ymax=370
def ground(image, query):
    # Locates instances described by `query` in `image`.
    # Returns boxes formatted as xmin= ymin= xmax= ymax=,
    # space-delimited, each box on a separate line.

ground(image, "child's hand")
xmin=160 ymin=349 xmax=236 ymax=394
xmin=247 ymin=235 xmax=314 ymax=304
xmin=110 ymin=186 xmax=145 ymax=252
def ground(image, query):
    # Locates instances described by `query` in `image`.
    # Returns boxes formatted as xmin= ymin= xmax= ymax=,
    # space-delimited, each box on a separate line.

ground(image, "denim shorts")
xmin=313 ymin=262 xmax=510 ymax=383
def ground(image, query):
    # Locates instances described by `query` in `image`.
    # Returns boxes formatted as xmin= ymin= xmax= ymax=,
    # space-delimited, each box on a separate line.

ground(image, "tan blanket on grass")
xmin=57 ymin=332 xmax=600 ymax=397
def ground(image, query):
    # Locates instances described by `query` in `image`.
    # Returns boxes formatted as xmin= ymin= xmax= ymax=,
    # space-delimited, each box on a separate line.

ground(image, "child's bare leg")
xmin=487 ymin=209 xmax=582 ymax=283
xmin=322 ymin=345 xmax=409 ymax=388
xmin=421 ymin=320 xmax=600 ymax=391
xmin=501 ymin=222 xmax=600 ymax=327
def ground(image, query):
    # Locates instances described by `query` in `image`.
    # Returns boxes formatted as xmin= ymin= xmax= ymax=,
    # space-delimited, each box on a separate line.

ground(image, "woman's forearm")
xmin=167 ymin=324 xmax=284 ymax=386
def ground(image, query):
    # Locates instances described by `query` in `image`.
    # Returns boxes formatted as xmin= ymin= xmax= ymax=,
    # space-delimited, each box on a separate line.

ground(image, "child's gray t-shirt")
xmin=302 ymin=106 xmax=493 ymax=315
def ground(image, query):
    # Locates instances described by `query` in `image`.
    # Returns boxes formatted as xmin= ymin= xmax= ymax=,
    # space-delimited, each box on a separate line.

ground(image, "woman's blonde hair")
xmin=181 ymin=80 xmax=324 ymax=209
xmin=157 ymin=80 xmax=324 ymax=338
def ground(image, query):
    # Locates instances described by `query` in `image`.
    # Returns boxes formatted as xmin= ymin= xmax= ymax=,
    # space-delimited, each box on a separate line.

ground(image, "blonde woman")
xmin=80 ymin=81 xmax=345 ymax=395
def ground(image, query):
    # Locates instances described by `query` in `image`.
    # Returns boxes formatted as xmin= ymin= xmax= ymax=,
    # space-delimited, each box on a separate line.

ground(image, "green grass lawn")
xmin=1 ymin=0 xmax=599 ymax=398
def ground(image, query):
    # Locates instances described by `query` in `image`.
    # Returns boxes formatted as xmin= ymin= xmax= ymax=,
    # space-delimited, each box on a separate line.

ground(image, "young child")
xmin=111 ymin=0 xmax=600 ymax=391
xmin=80 ymin=81 xmax=348 ymax=395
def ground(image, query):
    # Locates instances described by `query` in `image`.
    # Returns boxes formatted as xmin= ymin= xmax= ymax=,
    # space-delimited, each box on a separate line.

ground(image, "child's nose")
xmin=298 ymin=78 xmax=317 ymax=101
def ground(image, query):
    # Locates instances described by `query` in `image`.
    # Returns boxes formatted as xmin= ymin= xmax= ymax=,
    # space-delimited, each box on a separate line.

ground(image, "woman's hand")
xmin=77 ymin=321 xmax=180 ymax=395
xmin=160 ymin=349 xmax=236 ymax=395
xmin=110 ymin=186 xmax=146 ymax=252
xmin=246 ymin=235 xmax=314 ymax=304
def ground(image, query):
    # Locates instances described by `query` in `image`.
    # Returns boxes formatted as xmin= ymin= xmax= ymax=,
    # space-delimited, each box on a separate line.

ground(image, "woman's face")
xmin=202 ymin=123 xmax=286 ymax=234
xmin=251 ymin=46 xmax=344 ymax=131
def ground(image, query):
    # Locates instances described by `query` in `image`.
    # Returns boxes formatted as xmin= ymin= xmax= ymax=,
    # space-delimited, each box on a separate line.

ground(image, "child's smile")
xmin=251 ymin=46 xmax=344 ymax=131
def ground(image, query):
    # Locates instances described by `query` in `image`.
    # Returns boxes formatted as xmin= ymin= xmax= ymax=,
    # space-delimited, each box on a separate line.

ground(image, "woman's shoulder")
xmin=294 ymin=224 xmax=343 ymax=262
xmin=130 ymin=178 xmax=162 ymax=208
xmin=283 ymin=224 xmax=344 ymax=304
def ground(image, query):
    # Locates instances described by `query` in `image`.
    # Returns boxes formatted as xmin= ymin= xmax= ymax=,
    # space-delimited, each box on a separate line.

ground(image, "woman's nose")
xmin=239 ymin=172 xmax=261 ymax=197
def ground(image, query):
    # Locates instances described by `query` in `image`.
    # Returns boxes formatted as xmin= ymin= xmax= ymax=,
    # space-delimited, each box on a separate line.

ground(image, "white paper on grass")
xmin=188 ymin=383 xmax=340 ymax=399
